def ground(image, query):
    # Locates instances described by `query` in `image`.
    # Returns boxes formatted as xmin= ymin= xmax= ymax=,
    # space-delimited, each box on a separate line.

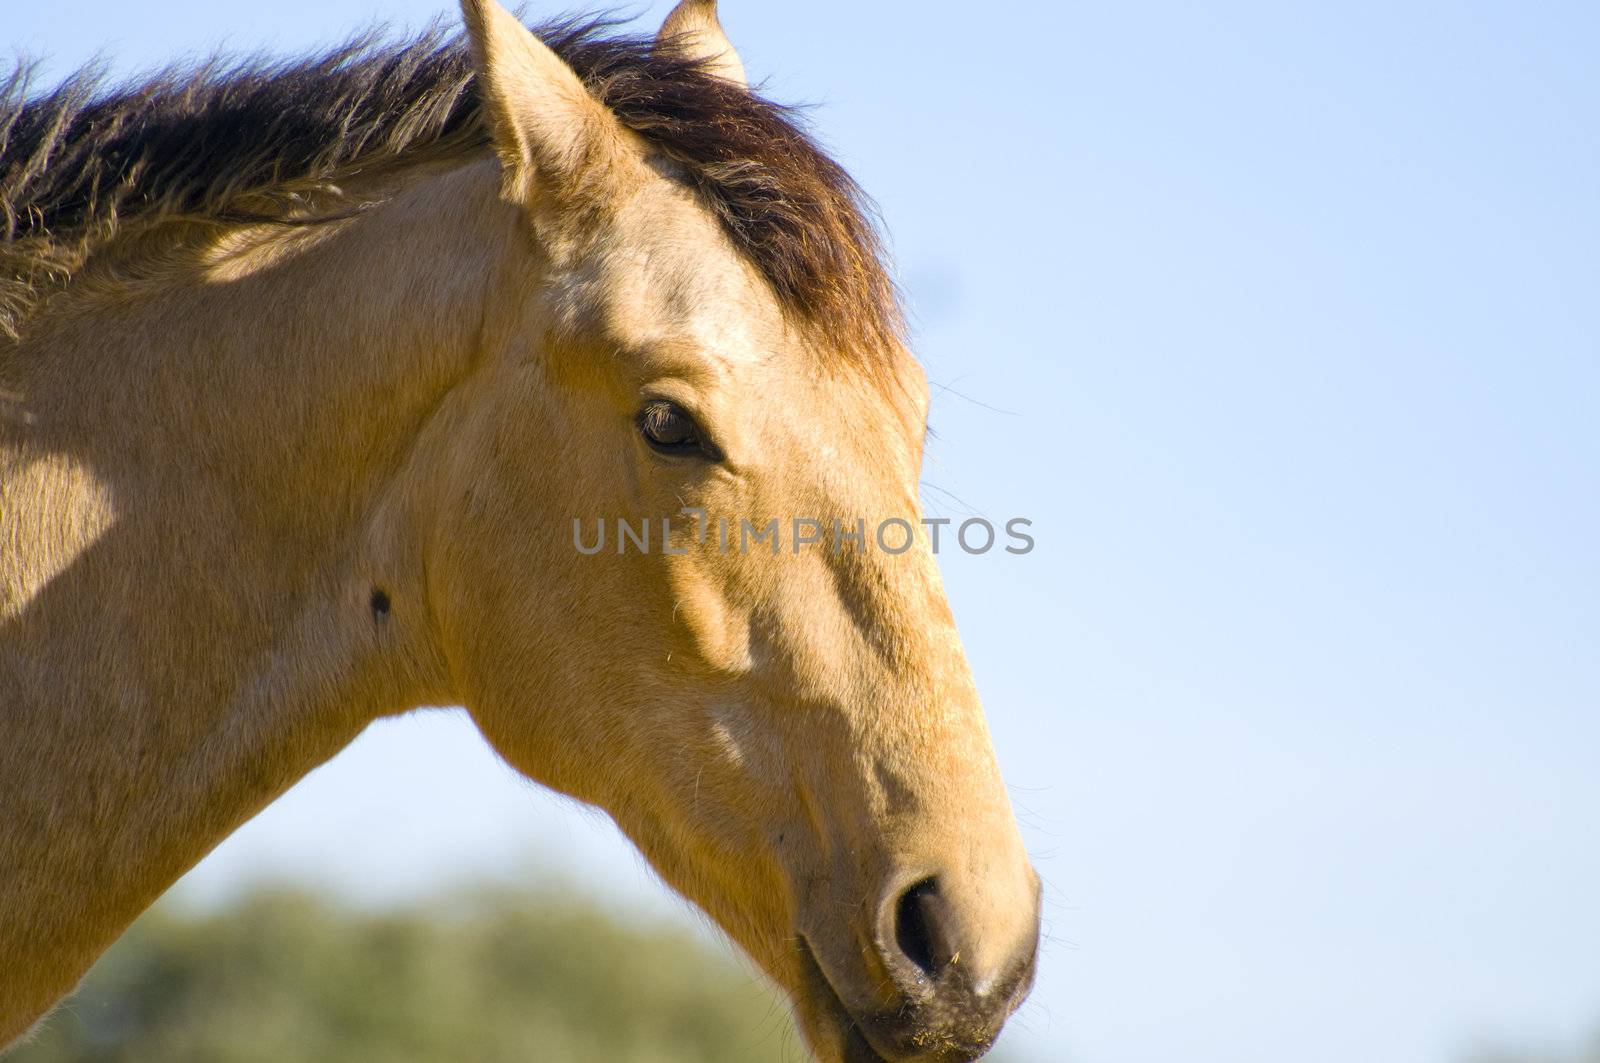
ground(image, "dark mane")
xmin=0 ymin=17 xmax=902 ymax=353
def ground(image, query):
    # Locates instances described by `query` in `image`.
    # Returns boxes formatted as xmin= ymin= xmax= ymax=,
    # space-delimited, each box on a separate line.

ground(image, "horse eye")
xmin=637 ymin=400 xmax=711 ymax=457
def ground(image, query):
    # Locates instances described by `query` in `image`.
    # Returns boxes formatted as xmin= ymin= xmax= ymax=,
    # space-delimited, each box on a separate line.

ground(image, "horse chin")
xmin=792 ymin=934 xmax=891 ymax=1063
xmin=790 ymin=929 xmax=1020 ymax=1063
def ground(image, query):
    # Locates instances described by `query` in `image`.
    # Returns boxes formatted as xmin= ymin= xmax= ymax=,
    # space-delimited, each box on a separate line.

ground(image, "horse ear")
xmin=460 ymin=0 xmax=628 ymax=201
xmin=657 ymin=0 xmax=748 ymax=89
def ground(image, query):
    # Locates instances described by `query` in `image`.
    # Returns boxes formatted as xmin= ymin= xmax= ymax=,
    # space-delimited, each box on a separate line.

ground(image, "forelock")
xmin=0 ymin=16 xmax=906 ymax=361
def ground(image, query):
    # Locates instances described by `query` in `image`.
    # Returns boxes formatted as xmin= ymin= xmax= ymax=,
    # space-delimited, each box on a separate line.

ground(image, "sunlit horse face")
xmin=434 ymin=3 xmax=1039 ymax=1058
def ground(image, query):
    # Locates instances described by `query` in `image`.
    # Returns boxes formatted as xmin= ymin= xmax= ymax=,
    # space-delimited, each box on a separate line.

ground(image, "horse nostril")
xmin=892 ymin=876 xmax=952 ymax=980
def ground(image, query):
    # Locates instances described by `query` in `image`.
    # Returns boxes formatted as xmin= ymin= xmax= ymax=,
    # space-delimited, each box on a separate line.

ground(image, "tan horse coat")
xmin=0 ymin=3 xmax=1039 ymax=1059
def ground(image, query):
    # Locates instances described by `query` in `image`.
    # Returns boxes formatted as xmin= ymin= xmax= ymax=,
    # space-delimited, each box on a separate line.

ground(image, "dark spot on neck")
xmin=370 ymin=588 xmax=391 ymax=620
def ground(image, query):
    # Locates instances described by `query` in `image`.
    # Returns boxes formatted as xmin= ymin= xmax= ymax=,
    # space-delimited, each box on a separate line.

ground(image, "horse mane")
xmin=0 ymin=17 xmax=903 ymax=353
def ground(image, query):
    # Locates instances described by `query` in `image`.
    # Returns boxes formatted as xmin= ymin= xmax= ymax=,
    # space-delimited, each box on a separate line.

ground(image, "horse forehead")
xmin=569 ymin=223 xmax=787 ymax=368
xmin=558 ymin=181 xmax=926 ymax=427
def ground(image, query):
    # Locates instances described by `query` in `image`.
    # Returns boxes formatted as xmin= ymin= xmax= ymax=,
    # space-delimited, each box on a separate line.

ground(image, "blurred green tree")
xmin=10 ymin=887 xmax=798 ymax=1063
xmin=1461 ymin=1033 xmax=1600 ymax=1063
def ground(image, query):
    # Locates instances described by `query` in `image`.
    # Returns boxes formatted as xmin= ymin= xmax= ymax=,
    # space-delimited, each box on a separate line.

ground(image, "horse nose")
xmin=891 ymin=877 xmax=955 ymax=979
xmin=870 ymin=869 xmax=1041 ymax=1056
xmin=884 ymin=871 xmax=1039 ymax=991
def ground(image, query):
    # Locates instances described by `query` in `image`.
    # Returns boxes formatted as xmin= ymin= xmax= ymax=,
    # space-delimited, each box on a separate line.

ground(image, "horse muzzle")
xmin=795 ymin=865 xmax=1042 ymax=1062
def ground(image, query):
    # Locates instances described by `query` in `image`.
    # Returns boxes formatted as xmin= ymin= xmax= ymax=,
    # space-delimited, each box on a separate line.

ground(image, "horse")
xmin=0 ymin=2 xmax=1040 ymax=1059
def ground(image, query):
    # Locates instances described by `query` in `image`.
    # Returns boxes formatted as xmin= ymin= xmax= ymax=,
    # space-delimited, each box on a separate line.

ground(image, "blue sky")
xmin=13 ymin=2 xmax=1599 ymax=1061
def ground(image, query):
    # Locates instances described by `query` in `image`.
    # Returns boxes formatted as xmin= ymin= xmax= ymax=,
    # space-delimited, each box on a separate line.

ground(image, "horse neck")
xmin=0 ymin=155 xmax=507 ymax=1035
